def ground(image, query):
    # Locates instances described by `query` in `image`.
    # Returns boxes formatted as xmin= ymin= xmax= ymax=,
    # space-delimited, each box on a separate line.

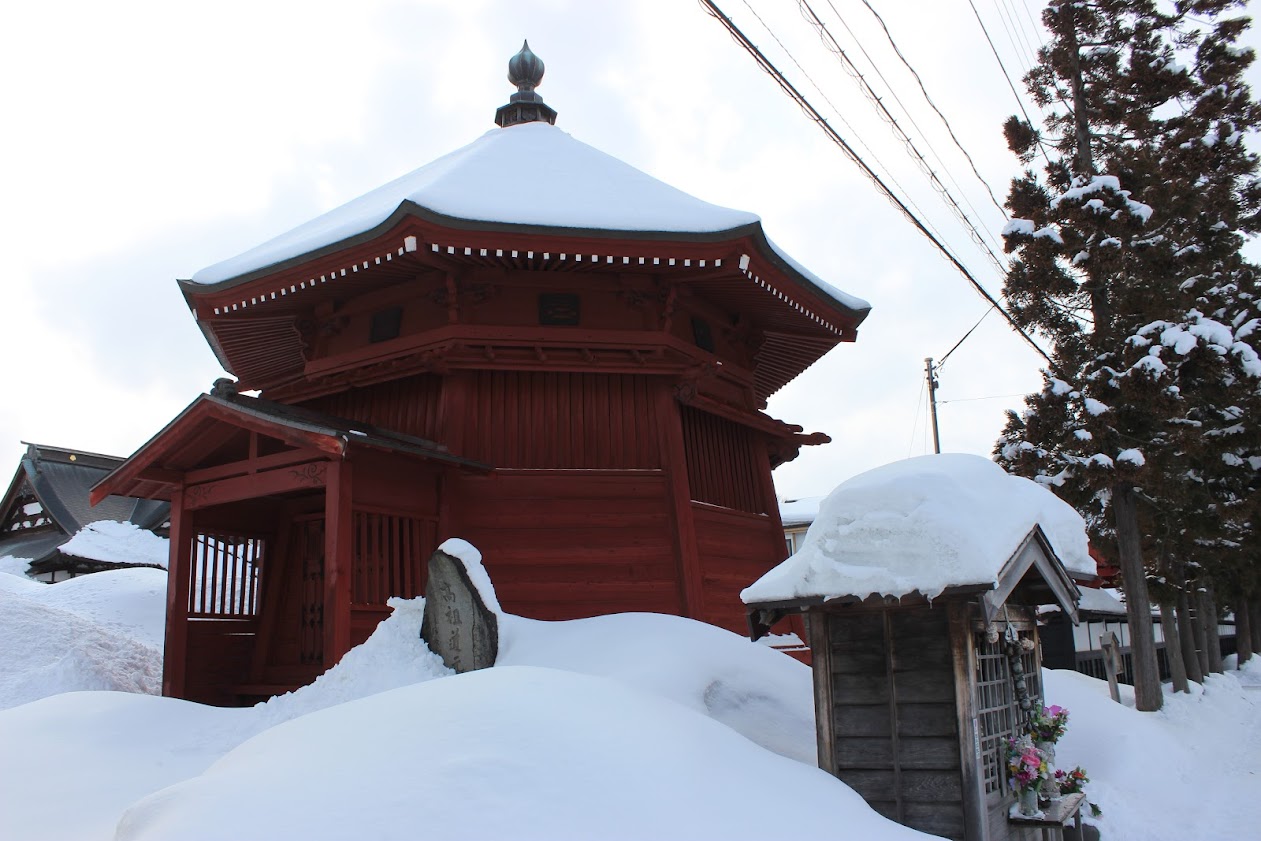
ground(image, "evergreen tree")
xmin=993 ymin=0 xmax=1261 ymax=707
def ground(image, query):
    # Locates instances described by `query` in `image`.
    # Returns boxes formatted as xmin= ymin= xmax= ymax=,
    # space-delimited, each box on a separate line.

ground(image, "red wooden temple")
xmin=92 ymin=43 xmax=871 ymax=705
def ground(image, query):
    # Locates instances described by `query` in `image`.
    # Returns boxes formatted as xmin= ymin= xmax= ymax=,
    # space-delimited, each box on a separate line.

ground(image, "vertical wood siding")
xmin=680 ymin=406 xmax=764 ymax=514
xmin=464 ymin=372 xmax=661 ymax=469
xmin=690 ymin=504 xmax=781 ymax=632
xmin=351 ymin=508 xmax=436 ymax=604
xmin=300 ymin=374 xmax=444 ymax=440
xmin=826 ymin=609 xmax=966 ymax=840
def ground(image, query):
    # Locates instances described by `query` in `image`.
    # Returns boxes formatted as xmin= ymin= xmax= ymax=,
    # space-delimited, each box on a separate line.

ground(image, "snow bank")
xmin=0 ymin=554 xmax=33 ymax=578
xmin=0 ymin=693 xmax=247 ymax=841
xmin=60 ymin=520 xmax=170 ymax=569
xmin=3 ymin=561 xmax=1259 ymax=841
xmin=0 ymin=568 xmax=167 ymax=710
xmin=0 ymin=595 xmax=893 ymax=841
xmin=743 ymin=454 xmax=1094 ymax=604
xmin=497 ymin=611 xmax=816 ymax=764
xmin=253 ymin=597 xmax=452 ymax=726
xmin=1045 ymin=667 xmax=1261 ymax=841
xmin=114 ymin=666 xmax=927 ymax=841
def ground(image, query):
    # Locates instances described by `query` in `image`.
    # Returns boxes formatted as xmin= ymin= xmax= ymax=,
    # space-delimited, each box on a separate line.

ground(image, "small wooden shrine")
xmin=743 ymin=457 xmax=1085 ymax=841
xmin=747 ymin=528 xmax=1080 ymax=841
xmin=91 ymin=44 xmax=870 ymax=705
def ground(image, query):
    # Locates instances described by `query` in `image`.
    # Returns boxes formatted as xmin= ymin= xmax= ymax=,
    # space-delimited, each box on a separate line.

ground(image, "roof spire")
xmin=495 ymin=40 xmax=558 ymax=128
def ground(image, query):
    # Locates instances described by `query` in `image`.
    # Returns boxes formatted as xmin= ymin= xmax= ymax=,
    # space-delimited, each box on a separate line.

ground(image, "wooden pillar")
xmin=655 ymin=384 xmax=704 ymax=620
xmin=323 ymin=459 xmax=353 ymax=668
xmin=808 ymin=610 xmax=835 ymax=773
xmin=949 ymin=601 xmax=986 ymax=841
xmin=162 ymin=488 xmax=191 ymax=698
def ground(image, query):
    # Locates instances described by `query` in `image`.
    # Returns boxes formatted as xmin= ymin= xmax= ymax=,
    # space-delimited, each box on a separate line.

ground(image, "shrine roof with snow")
xmin=186 ymin=123 xmax=869 ymax=319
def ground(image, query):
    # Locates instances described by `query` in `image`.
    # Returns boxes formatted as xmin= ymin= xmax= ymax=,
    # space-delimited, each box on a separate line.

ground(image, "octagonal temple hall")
xmin=92 ymin=43 xmax=871 ymax=705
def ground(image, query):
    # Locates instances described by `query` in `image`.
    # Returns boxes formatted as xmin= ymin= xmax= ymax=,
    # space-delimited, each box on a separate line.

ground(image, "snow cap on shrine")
xmin=496 ymin=40 xmax=557 ymax=128
xmin=742 ymin=454 xmax=1092 ymax=608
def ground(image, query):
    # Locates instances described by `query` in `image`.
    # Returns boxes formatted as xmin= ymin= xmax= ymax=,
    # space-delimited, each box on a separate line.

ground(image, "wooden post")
xmin=1100 ymin=631 xmax=1122 ymax=702
xmin=808 ymin=610 xmax=835 ymax=773
xmin=949 ymin=602 xmax=986 ymax=841
xmin=162 ymin=488 xmax=191 ymax=698
xmin=656 ymin=384 xmax=704 ymax=620
xmin=323 ymin=459 xmax=353 ymax=668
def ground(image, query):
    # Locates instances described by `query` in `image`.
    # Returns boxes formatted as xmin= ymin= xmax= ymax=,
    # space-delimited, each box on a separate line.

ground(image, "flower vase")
xmin=1018 ymin=787 xmax=1040 ymax=817
xmin=1040 ymin=773 xmax=1061 ymax=802
xmin=1036 ymin=741 xmax=1057 ymax=765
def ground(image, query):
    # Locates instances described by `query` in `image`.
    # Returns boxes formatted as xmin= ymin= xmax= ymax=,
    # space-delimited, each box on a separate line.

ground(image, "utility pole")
xmin=924 ymin=357 xmax=941 ymax=454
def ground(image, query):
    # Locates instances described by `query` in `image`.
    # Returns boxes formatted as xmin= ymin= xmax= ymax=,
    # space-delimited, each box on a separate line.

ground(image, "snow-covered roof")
xmin=780 ymin=495 xmax=824 ymax=528
xmin=58 ymin=521 xmax=169 ymax=569
xmin=188 ymin=122 xmax=869 ymax=314
xmin=743 ymin=454 xmax=1094 ymax=605
xmin=1076 ymin=587 xmax=1128 ymax=617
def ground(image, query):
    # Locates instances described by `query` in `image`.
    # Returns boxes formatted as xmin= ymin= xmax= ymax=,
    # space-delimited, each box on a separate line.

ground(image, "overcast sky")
xmin=3 ymin=0 xmax=1258 ymax=500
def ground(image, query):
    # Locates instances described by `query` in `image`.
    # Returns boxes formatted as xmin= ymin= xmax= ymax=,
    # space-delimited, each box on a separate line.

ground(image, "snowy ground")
xmin=1 ymin=568 xmax=1259 ymax=840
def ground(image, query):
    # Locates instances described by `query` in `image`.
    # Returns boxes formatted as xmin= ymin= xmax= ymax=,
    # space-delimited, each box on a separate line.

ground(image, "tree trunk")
xmin=1176 ymin=588 xmax=1204 ymax=684
xmin=1191 ymin=586 xmax=1211 ymax=676
xmin=1201 ymin=587 xmax=1223 ymax=674
xmin=1159 ymin=601 xmax=1189 ymax=693
xmin=1113 ymin=483 xmax=1162 ymax=710
xmin=1245 ymin=597 xmax=1255 ymax=655
xmin=1236 ymin=597 xmax=1253 ymax=667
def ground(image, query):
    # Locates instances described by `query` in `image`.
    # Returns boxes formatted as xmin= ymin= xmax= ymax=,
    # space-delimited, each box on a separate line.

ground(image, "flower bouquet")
xmin=1054 ymin=766 xmax=1089 ymax=795
xmin=1030 ymin=705 xmax=1069 ymax=744
xmin=1007 ymin=735 xmax=1049 ymax=816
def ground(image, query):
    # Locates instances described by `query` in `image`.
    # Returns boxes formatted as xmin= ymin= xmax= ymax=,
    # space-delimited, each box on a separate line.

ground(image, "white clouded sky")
xmin=2 ymin=0 xmax=1258 ymax=499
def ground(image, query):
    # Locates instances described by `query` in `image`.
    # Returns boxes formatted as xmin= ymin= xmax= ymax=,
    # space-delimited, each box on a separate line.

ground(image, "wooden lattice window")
xmin=351 ymin=509 xmax=435 ymax=604
xmin=188 ymin=531 xmax=265 ymax=617
xmin=975 ymin=626 xmax=1042 ymax=796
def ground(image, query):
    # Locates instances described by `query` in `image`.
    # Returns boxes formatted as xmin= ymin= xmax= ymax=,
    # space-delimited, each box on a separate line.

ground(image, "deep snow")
xmin=1 ymin=565 xmax=1258 ymax=841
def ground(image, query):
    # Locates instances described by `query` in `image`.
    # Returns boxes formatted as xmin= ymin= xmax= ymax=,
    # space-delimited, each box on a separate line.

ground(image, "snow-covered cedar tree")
xmin=994 ymin=0 xmax=1261 ymax=702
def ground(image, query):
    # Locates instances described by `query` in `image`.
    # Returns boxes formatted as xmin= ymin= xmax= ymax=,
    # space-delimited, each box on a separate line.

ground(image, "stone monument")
xmin=420 ymin=542 xmax=499 ymax=673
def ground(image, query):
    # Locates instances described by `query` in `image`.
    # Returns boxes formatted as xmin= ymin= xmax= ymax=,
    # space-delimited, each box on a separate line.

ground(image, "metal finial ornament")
xmin=495 ymin=40 xmax=558 ymax=128
xmin=508 ymin=40 xmax=545 ymax=94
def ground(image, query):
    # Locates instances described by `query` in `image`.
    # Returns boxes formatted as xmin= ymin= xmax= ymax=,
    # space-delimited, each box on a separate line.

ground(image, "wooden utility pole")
xmin=924 ymin=358 xmax=941 ymax=454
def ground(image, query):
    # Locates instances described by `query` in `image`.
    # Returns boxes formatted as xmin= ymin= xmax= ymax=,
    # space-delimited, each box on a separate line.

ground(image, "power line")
xmin=940 ymin=392 xmax=1031 ymax=404
xmin=937 ymin=305 xmax=995 ymax=369
xmin=964 ymin=0 xmax=1053 ymax=167
xmin=793 ymin=0 xmax=1010 ymax=276
xmin=732 ymin=1 xmax=950 ymax=248
xmin=907 ymin=371 xmax=927 ymax=457
xmin=853 ymin=0 xmax=1008 ymax=218
xmin=698 ymin=0 xmax=1053 ymax=365
xmin=992 ymin=0 xmax=1039 ymax=72
xmin=808 ymin=0 xmax=1007 ymax=255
